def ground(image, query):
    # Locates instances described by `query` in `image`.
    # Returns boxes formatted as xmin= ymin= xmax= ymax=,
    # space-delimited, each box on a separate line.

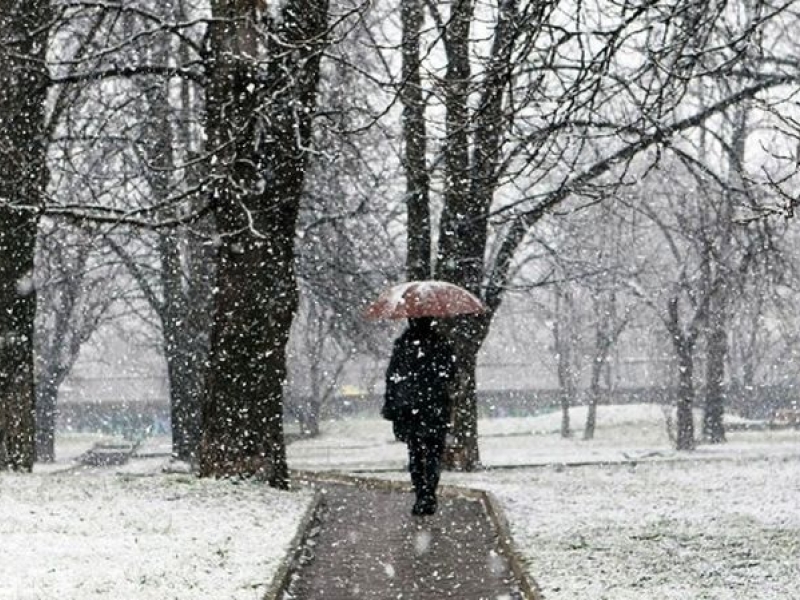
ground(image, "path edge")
xmin=290 ymin=469 xmax=545 ymax=600
xmin=479 ymin=488 xmax=545 ymax=600
xmin=261 ymin=486 xmax=324 ymax=600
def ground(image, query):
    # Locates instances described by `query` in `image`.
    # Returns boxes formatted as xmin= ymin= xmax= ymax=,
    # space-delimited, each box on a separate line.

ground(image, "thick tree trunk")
xmin=0 ymin=267 xmax=37 ymax=470
xmin=201 ymin=236 xmax=295 ymax=486
xmin=436 ymin=0 xmax=486 ymax=471
xmin=199 ymin=0 xmax=327 ymax=488
xmin=440 ymin=319 xmax=487 ymax=471
xmin=401 ymin=0 xmax=431 ymax=280
xmin=0 ymin=1 xmax=50 ymax=471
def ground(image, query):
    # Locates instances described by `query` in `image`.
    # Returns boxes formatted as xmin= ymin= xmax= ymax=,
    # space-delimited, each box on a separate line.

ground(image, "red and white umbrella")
xmin=363 ymin=280 xmax=486 ymax=320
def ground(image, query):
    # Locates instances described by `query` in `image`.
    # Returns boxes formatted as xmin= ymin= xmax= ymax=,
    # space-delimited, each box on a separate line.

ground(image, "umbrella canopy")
xmin=363 ymin=280 xmax=486 ymax=320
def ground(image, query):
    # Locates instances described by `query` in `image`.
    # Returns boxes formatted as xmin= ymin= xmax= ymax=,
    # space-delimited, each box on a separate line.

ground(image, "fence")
xmin=56 ymin=384 xmax=799 ymax=437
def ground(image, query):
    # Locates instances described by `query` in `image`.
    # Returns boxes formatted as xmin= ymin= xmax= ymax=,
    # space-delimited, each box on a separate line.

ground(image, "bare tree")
xmin=33 ymin=0 xmax=332 ymax=486
xmin=287 ymin=298 xmax=351 ymax=437
xmin=34 ymin=221 xmax=124 ymax=461
xmin=388 ymin=0 xmax=800 ymax=467
xmin=578 ymin=205 xmax=638 ymax=440
xmin=198 ymin=0 xmax=330 ymax=487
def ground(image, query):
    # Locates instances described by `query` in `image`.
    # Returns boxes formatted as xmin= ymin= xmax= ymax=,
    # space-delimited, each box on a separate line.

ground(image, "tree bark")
xmin=675 ymin=340 xmax=696 ymax=450
xmin=555 ymin=288 xmax=576 ymax=439
xmin=668 ymin=297 xmax=696 ymax=451
xmin=160 ymin=236 xmax=204 ymax=462
xmin=0 ymin=1 xmax=51 ymax=471
xmin=199 ymin=0 xmax=327 ymax=488
xmin=436 ymin=0 xmax=522 ymax=470
xmin=702 ymin=103 xmax=748 ymax=445
xmin=35 ymin=381 xmax=57 ymax=462
xmin=703 ymin=296 xmax=728 ymax=443
xmin=440 ymin=317 xmax=489 ymax=470
xmin=401 ymin=0 xmax=431 ymax=280
xmin=435 ymin=0 xmax=488 ymax=471
xmin=584 ymin=343 xmax=605 ymax=441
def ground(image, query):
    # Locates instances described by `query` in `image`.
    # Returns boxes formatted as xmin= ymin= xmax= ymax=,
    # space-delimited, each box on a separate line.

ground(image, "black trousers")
xmin=406 ymin=427 xmax=447 ymax=501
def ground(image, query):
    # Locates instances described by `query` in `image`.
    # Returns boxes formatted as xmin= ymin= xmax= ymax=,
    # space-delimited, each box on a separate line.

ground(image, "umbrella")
xmin=363 ymin=280 xmax=486 ymax=320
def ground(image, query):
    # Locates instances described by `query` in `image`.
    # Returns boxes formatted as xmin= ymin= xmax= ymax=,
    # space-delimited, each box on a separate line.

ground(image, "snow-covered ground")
xmin=2 ymin=404 xmax=797 ymax=599
xmin=454 ymin=455 xmax=800 ymax=600
xmin=1 ymin=459 xmax=313 ymax=599
xmin=287 ymin=403 xmax=799 ymax=470
xmin=290 ymin=404 xmax=800 ymax=599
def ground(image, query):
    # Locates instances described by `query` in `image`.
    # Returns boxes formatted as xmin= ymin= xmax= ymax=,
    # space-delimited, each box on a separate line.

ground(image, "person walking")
xmin=382 ymin=317 xmax=457 ymax=516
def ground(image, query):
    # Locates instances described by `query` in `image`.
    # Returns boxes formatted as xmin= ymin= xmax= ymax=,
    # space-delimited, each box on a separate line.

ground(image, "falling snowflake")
xmin=414 ymin=530 xmax=431 ymax=555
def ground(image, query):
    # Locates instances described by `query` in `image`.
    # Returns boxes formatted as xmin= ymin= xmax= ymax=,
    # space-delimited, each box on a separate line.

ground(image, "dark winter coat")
xmin=382 ymin=322 xmax=457 ymax=441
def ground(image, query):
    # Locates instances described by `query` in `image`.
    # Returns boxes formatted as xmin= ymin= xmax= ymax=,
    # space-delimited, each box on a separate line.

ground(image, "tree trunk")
xmin=0 ymin=0 xmax=50 ymax=471
xmin=160 ymin=225 xmax=205 ymax=462
xmin=703 ymin=302 xmax=728 ymax=443
xmin=199 ymin=0 xmax=327 ymax=488
xmin=440 ymin=321 xmax=487 ymax=471
xmin=665 ymin=294 xmax=697 ymax=451
xmin=701 ymin=102 xmax=746 ymax=445
xmin=178 ymin=239 xmax=213 ymax=459
xmin=584 ymin=354 xmax=603 ymax=441
xmin=554 ymin=288 xmax=576 ymax=438
xmin=139 ymin=66 xmax=206 ymax=462
xmin=436 ymin=0 xmax=487 ymax=471
xmin=584 ymin=305 xmax=618 ymax=441
xmin=675 ymin=340 xmax=696 ymax=451
xmin=401 ymin=0 xmax=431 ymax=280
xmin=411 ymin=0 xmax=517 ymax=471
xmin=201 ymin=225 xmax=296 ymax=486
xmin=295 ymin=397 xmax=321 ymax=438
xmin=162 ymin=312 xmax=202 ymax=462
xmin=35 ymin=378 xmax=58 ymax=462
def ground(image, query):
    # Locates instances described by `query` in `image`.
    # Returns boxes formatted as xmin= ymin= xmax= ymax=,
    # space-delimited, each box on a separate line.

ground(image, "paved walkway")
xmin=282 ymin=480 xmax=527 ymax=600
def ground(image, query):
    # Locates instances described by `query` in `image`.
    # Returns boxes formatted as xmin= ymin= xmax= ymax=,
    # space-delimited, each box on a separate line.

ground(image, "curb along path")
xmin=280 ymin=478 xmax=533 ymax=600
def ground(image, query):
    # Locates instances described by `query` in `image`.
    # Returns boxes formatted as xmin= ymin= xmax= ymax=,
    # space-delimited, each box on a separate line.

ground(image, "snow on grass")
xmin=290 ymin=403 xmax=800 ymax=599
xmin=5 ymin=404 xmax=797 ymax=599
xmin=287 ymin=417 xmax=407 ymax=471
xmin=452 ymin=457 xmax=800 ymax=600
xmin=287 ymin=404 xmax=799 ymax=470
xmin=0 ymin=471 xmax=313 ymax=600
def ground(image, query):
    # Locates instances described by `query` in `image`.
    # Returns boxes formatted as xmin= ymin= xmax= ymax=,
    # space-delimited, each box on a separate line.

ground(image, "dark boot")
xmin=412 ymin=493 xmax=437 ymax=516
xmin=422 ymin=494 xmax=437 ymax=515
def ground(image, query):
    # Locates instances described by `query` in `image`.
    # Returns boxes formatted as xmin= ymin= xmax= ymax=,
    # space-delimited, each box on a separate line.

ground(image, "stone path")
xmin=282 ymin=479 xmax=528 ymax=600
